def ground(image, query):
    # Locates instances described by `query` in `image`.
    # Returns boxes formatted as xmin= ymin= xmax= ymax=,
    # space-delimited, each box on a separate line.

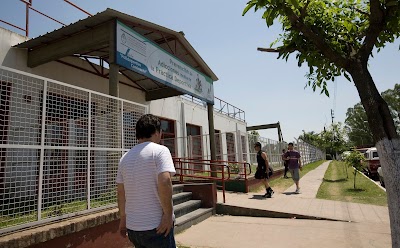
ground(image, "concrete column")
xmin=207 ymin=103 xmax=216 ymax=161
xmin=181 ymin=102 xmax=187 ymax=158
xmin=207 ymin=103 xmax=217 ymax=177
xmin=109 ymin=63 xmax=119 ymax=97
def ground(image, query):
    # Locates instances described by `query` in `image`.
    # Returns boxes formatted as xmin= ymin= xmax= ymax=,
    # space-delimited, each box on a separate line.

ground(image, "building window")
xmin=241 ymin=135 xmax=247 ymax=162
xmin=226 ymin=132 xmax=236 ymax=162
xmin=186 ymin=124 xmax=202 ymax=160
xmin=160 ymin=118 xmax=176 ymax=156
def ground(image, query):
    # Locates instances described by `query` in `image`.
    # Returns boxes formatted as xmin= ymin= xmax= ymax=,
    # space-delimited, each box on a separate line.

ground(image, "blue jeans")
xmin=127 ymin=227 xmax=176 ymax=248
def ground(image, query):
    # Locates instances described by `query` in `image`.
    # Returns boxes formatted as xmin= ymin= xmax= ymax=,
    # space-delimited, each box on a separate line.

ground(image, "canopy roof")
xmin=15 ymin=8 xmax=218 ymax=100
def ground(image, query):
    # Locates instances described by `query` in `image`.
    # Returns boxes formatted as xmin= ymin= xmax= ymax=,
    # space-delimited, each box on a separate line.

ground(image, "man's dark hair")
xmin=288 ymin=142 xmax=294 ymax=146
xmin=136 ymin=114 xmax=161 ymax=139
xmin=254 ymin=142 xmax=261 ymax=147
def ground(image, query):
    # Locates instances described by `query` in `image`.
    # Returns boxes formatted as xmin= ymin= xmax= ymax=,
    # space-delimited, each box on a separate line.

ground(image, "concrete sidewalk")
xmin=284 ymin=160 xmax=331 ymax=198
xmin=175 ymin=161 xmax=391 ymax=247
xmin=176 ymin=215 xmax=391 ymax=248
xmin=216 ymin=161 xmax=389 ymax=223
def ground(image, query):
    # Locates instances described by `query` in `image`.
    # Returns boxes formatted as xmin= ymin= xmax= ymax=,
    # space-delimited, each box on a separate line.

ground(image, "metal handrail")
xmin=172 ymin=157 xmax=252 ymax=202
xmin=180 ymin=95 xmax=246 ymax=122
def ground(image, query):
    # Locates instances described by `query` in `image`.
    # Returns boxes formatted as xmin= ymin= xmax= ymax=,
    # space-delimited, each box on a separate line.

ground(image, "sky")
xmin=1 ymin=0 xmax=399 ymax=142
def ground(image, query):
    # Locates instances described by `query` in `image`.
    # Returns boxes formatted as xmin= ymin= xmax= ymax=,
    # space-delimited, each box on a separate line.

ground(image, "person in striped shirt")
xmin=116 ymin=114 xmax=176 ymax=248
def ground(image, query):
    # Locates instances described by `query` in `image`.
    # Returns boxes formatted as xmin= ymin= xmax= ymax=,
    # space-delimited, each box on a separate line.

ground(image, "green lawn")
xmin=251 ymin=160 xmax=326 ymax=193
xmin=316 ymin=160 xmax=387 ymax=206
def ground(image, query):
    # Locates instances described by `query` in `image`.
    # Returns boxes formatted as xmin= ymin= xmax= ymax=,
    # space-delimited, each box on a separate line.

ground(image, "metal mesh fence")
xmin=0 ymin=67 xmax=147 ymax=234
xmin=160 ymin=131 xmax=324 ymax=174
xmin=247 ymin=135 xmax=286 ymax=170
xmin=247 ymin=134 xmax=325 ymax=170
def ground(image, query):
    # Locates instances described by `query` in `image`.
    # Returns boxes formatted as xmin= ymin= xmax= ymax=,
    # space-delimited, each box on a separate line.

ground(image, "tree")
xmin=345 ymin=103 xmax=374 ymax=146
xmin=248 ymin=130 xmax=261 ymax=147
xmin=345 ymin=84 xmax=400 ymax=146
xmin=320 ymin=123 xmax=349 ymax=156
xmin=243 ymin=1 xmax=400 ymax=246
xmin=344 ymin=150 xmax=366 ymax=189
xmin=382 ymin=83 xmax=400 ymax=133
xmin=300 ymin=124 xmax=349 ymax=157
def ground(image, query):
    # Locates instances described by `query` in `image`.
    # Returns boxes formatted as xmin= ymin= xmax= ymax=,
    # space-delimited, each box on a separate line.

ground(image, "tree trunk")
xmin=349 ymin=62 xmax=400 ymax=247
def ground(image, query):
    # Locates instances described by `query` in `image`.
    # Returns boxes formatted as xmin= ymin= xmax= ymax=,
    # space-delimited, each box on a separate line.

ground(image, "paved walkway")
xmin=284 ymin=160 xmax=330 ymax=198
xmin=176 ymin=161 xmax=391 ymax=247
xmin=176 ymin=216 xmax=391 ymax=248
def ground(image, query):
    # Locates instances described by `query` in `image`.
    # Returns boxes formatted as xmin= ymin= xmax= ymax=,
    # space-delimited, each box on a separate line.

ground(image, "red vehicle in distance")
xmin=362 ymin=147 xmax=380 ymax=179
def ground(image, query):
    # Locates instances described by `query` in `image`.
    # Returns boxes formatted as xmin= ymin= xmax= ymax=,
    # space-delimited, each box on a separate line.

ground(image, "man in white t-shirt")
xmin=116 ymin=114 xmax=176 ymax=248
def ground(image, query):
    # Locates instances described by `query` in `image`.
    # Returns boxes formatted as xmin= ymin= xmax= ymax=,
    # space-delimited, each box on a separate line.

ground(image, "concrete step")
xmin=174 ymin=200 xmax=201 ymax=218
xmin=172 ymin=192 xmax=192 ymax=206
xmin=174 ymin=208 xmax=213 ymax=234
xmin=172 ymin=184 xmax=184 ymax=195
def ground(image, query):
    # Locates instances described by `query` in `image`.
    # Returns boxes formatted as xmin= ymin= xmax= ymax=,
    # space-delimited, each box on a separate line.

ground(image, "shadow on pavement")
xmin=282 ymin=192 xmax=298 ymax=195
xmin=249 ymin=195 xmax=267 ymax=200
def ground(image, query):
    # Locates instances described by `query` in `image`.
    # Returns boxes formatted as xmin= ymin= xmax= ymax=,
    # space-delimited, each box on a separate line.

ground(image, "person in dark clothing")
xmin=254 ymin=142 xmax=274 ymax=198
xmin=282 ymin=149 xmax=289 ymax=178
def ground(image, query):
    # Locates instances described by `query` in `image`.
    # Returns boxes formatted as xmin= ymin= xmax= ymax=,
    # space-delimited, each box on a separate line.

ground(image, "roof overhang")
xmin=15 ymin=8 xmax=218 ymax=101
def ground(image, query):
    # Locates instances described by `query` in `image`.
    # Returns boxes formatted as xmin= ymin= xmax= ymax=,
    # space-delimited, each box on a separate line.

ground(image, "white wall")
xmin=150 ymin=96 xmax=246 ymax=135
xmin=149 ymin=96 xmax=248 ymax=159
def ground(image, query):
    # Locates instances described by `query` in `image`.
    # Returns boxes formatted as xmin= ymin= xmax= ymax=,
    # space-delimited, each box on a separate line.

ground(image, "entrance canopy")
xmin=15 ymin=8 xmax=218 ymax=102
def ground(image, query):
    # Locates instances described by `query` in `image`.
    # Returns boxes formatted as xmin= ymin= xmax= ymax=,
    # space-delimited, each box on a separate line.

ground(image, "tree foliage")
xmin=243 ymin=0 xmax=400 ymax=97
xmin=382 ymin=83 xmax=400 ymax=130
xmin=345 ymin=84 xmax=400 ymax=146
xmin=243 ymin=1 xmax=400 ymax=245
xmin=248 ymin=130 xmax=261 ymax=147
xmin=299 ymin=123 xmax=349 ymax=155
xmin=345 ymin=103 xmax=374 ymax=146
xmin=298 ymin=130 xmax=324 ymax=147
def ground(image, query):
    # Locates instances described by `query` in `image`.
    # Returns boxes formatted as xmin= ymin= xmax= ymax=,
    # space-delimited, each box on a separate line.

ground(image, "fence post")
xmin=37 ymin=80 xmax=48 ymax=221
xmin=87 ymin=92 xmax=92 ymax=210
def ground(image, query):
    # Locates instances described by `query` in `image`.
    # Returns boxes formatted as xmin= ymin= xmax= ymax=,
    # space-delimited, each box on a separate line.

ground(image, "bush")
xmin=228 ymin=163 xmax=240 ymax=174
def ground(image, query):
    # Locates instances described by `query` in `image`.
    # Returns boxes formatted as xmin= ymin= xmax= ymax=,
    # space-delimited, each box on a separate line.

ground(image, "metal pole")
xmin=121 ymin=101 xmax=124 ymax=149
xmin=64 ymin=0 xmax=92 ymax=16
xmin=87 ymin=92 xmax=91 ymax=210
xmin=38 ymin=79 xmax=48 ymax=220
xmin=25 ymin=0 xmax=31 ymax=36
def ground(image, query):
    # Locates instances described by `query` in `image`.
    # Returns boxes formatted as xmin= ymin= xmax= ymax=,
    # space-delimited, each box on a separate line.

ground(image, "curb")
xmin=353 ymin=167 xmax=386 ymax=192
xmin=216 ymin=204 xmax=346 ymax=222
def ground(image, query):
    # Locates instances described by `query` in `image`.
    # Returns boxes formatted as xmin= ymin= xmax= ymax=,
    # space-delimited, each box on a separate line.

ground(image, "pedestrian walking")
xmin=281 ymin=148 xmax=289 ymax=178
xmin=285 ymin=142 xmax=302 ymax=194
xmin=254 ymin=142 xmax=274 ymax=198
xmin=116 ymin=114 xmax=176 ymax=248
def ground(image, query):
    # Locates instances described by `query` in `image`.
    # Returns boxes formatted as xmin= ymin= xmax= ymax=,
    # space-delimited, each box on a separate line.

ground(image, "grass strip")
xmin=316 ymin=160 xmax=387 ymax=206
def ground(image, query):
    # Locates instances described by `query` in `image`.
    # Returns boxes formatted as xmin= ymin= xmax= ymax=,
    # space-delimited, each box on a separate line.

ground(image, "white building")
xmin=0 ymin=9 xmax=249 ymax=234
